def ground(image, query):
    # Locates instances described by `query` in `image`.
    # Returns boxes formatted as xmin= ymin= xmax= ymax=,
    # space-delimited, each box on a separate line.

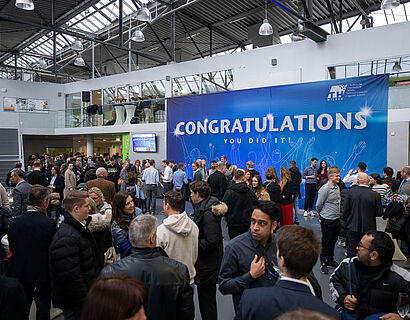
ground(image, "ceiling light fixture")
xmin=71 ymin=38 xmax=83 ymax=51
xmin=136 ymin=4 xmax=151 ymax=21
xmin=259 ymin=0 xmax=273 ymax=36
xmin=74 ymin=55 xmax=85 ymax=67
xmin=380 ymin=0 xmax=400 ymax=10
xmin=15 ymin=0 xmax=34 ymax=10
xmin=131 ymin=26 xmax=145 ymax=42
xmin=392 ymin=60 xmax=402 ymax=72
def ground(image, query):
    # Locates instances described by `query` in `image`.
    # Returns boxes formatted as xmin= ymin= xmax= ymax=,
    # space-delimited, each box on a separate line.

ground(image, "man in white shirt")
xmin=342 ymin=161 xmax=367 ymax=186
xmin=157 ymin=191 xmax=198 ymax=284
xmin=162 ymin=160 xmax=173 ymax=194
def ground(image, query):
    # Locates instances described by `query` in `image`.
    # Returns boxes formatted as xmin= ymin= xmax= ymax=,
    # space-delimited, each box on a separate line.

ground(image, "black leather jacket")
xmin=101 ymin=247 xmax=194 ymax=320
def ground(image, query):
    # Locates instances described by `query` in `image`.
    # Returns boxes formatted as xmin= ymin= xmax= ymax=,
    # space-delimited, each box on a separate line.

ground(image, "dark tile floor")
xmin=46 ymin=200 xmax=406 ymax=320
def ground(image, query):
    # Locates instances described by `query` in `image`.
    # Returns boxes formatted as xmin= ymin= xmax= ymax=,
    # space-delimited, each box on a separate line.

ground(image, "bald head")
xmin=357 ymin=172 xmax=369 ymax=185
xmin=96 ymin=167 xmax=107 ymax=178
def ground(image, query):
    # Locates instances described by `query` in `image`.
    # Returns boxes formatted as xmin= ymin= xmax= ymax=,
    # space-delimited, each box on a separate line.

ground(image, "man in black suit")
xmin=27 ymin=161 xmax=48 ymax=187
xmin=342 ymin=173 xmax=383 ymax=257
xmin=207 ymin=161 xmax=228 ymax=200
xmin=235 ymin=225 xmax=338 ymax=320
xmin=8 ymin=186 xmax=57 ymax=320
xmin=246 ymin=161 xmax=260 ymax=178
xmin=10 ymin=168 xmax=32 ymax=216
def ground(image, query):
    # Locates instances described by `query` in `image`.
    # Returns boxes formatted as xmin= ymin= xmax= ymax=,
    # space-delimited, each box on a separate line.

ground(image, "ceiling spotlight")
xmin=392 ymin=60 xmax=402 ymax=72
xmin=74 ymin=55 xmax=85 ymax=67
xmin=39 ymin=57 xmax=47 ymax=69
xmin=71 ymin=38 xmax=83 ymax=51
xmin=131 ymin=26 xmax=145 ymax=42
xmin=136 ymin=4 xmax=151 ymax=21
xmin=259 ymin=0 xmax=273 ymax=36
xmin=380 ymin=0 xmax=400 ymax=10
xmin=15 ymin=0 xmax=34 ymax=10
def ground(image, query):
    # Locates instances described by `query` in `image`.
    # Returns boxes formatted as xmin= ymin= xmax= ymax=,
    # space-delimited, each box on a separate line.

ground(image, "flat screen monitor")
xmin=132 ymin=134 xmax=157 ymax=153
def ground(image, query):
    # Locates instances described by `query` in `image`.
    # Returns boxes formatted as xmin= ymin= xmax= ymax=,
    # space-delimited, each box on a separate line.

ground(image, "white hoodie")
xmin=157 ymin=212 xmax=199 ymax=284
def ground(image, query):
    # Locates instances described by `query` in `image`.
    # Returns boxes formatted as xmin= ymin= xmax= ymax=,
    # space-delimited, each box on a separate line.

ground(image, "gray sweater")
xmin=316 ymin=181 xmax=340 ymax=220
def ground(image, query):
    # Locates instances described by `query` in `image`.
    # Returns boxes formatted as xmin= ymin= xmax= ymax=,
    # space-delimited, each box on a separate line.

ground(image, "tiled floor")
xmin=37 ymin=201 xmax=407 ymax=319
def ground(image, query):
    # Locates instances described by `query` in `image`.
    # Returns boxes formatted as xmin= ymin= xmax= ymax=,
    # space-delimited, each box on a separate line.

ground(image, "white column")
xmin=86 ymin=135 xmax=94 ymax=157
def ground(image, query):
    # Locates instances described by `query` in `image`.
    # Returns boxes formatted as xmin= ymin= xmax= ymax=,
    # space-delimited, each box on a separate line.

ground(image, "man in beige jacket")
xmin=157 ymin=190 xmax=199 ymax=284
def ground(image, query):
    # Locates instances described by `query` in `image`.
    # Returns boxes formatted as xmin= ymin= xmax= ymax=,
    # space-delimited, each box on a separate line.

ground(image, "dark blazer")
xmin=280 ymin=180 xmax=294 ymax=205
xmin=342 ymin=185 xmax=383 ymax=233
xmin=27 ymin=170 xmax=48 ymax=187
xmin=0 ymin=276 xmax=27 ymax=320
xmin=51 ymin=175 xmax=65 ymax=200
xmin=12 ymin=180 xmax=31 ymax=216
xmin=207 ymin=171 xmax=228 ymax=200
xmin=235 ymin=279 xmax=339 ymax=320
xmin=8 ymin=210 xmax=57 ymax=283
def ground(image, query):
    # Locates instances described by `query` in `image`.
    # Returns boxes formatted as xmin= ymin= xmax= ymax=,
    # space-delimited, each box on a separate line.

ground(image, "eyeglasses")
xmin=357 ymin=241 xmax=371 ymax=251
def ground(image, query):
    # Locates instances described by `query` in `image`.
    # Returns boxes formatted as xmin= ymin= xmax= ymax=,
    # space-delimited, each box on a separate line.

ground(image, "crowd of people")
xmin=0 ymin=151 xmax=409 ymax=320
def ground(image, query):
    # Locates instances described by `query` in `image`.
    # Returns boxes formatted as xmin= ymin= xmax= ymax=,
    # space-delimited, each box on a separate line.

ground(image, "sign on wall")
xmin=167 ymin=75 xmax=389 ymax=189
xmin=3 ymin=97 xmax=49 ymax=113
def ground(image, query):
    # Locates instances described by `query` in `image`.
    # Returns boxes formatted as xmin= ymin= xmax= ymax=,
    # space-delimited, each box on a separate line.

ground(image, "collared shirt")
xmin=50 ymin=176 xmax=57 ymax=186
xmin=343 ymin=173 xmax=358 ymax=186
xmin=316 ymin=181 xmax=340 ymax=220
xmin=280 ymin=277 xmax=316 ymax=296
xmin=163 ymin=166 xmax=173 ymax=183
xmin=219 ymin=230 xmax=279 ymax=309
xmin=302 ymin=166 xmax=317 ymax=184
xmin=142 ymin=166 xmax=159 ymax=185
xmin=173 ymin=169 xmax=188 ymax=189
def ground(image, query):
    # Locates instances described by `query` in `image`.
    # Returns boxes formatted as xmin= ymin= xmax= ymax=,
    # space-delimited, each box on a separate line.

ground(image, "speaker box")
xmin=82 ymin=91 xmax=91 ymax=102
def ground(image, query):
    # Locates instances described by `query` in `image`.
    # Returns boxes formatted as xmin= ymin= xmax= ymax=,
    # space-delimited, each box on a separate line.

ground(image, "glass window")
xmin=118 ymin=86 xmax=128 ymax=102
xmin=65 ymin=93 xmax=82 ymax=128
xmin=92 ymin=89 xmax=102 ymax=105
xmin=141 ymin=80 xmax=165 ymax=99
xmin=202 ymin=69 xmax=233 ymax=94
xmin=345 ymin=64 xmax=358 ymax=78
xmin=129 ymin=84 xmax=140 ymax=100
xmin=172 ymin=75 xmax=200 ymax=96
xmin=103 ymin=87 xmax=116 ymax=104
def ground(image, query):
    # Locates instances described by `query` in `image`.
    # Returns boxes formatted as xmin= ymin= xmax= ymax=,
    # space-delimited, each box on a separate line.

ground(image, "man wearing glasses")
xmin=330 ymin=231 xmax=410 ymax=320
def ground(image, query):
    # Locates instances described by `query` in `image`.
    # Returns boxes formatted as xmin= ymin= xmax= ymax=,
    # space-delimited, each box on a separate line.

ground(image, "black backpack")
xmin=0 ymin=206 xmax=12 ymax=236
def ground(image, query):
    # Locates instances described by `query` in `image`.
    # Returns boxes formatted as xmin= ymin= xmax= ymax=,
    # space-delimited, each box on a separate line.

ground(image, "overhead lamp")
xmin=259 ymin=0 xmax=273 ymax=36
xmin=380 ymin=0 xmax=400 ymax=10
xmin=392 ymin=60 xmax=402 ymax=72
xmin=71 ymin=38 xmax=83 ymax=51
xmin=15 ymin=0 xmax=34 ymax=10
xmin=131 ymin=26 xmax=145 ymax=42
xmin=136 ymin=4 xmax=151 ymax=21
xmin=74 ymin=55 xmax=85 ymax=67
xmin=39 ymin=57 xmax=47 ymax=69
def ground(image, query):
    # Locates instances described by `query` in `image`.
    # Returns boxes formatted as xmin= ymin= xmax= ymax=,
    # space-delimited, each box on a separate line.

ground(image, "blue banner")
xmin=167 ymin=75 xmax=389 ymax=194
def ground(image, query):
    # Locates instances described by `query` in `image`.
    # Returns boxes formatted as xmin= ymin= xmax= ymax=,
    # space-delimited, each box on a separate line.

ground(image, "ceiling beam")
xmin=0 ymin=13 xmax=167 ymax=64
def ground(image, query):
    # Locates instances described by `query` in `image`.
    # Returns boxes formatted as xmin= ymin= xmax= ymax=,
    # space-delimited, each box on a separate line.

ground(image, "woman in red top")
xmin=279 ymin=167 xmax=294 ymax=226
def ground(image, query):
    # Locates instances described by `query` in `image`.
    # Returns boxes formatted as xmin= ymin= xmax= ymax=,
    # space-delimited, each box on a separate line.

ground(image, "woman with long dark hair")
xmin=244 ymin=170 xmax=252 ymax=188
xmin=48 ymin=165 xmax=65 ymax=200
xmin=81 ymin=274 xmax=147 ymax=320
xmin=111 ymin=191 xmax=141 ymax=258
xmin=317 ymin=160 xmax=328 ymax=187
xmin=251 ymin=175 xmax=270 ymax=200
xmin=280 ymin=167 xmax=294 ymax=226
xmin=369 ymin=173 xmax=389 ymax=199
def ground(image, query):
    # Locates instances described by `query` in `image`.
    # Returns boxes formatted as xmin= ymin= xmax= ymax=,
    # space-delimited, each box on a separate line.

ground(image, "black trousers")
xmin=347 ymin=230 xmax=364 ymax=258
xmin=21 ymin=281 xmax=51 ymax=320
xmin=197 ymin=284 xmax=217 ymax=320
xmin=228 ymin=225 xmax=249 ymax=240
xmin=145 ymin=185 xmax=157 ymax=213
xmin=320 ymin=217 xmax=341 ymax=264
xmin=163 ymin=182 xmax=172 ymax=194
xmin=304 ymin=184 xmax=317 ymax=211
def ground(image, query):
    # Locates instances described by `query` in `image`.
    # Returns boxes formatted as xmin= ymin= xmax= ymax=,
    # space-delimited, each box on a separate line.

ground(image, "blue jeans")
xmin=292 ymin=195 xmax=299 ymax=222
